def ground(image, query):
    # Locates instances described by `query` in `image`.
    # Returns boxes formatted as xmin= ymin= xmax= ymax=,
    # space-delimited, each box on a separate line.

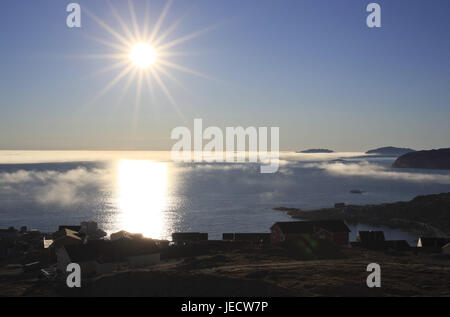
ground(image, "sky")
xmin=0 ymin=0 xmax=449 ymax=151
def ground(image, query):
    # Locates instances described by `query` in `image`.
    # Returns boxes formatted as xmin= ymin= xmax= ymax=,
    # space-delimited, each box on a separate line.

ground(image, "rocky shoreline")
xmin=274 ymin=192 xmax=450 ymax=237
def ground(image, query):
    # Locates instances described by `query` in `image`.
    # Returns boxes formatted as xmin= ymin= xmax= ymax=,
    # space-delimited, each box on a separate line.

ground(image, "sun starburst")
xmin=76 ymin=0 xmax=214 ymax=119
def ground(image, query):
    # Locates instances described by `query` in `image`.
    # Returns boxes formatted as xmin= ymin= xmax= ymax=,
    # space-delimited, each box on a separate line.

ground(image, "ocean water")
xmin=1 ymin=151 xmax=449 ymax=244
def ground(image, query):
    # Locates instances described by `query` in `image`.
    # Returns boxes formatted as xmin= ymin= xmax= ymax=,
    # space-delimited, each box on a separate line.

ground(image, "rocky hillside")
xmin=275 ymin=192 xmax=450 ymax=236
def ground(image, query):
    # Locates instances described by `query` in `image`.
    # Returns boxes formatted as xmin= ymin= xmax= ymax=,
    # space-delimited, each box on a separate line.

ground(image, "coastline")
xmin=274 ymin=192 xmax=450 ymax=237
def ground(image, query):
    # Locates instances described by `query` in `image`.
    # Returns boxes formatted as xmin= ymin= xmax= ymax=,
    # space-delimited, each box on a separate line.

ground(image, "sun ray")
xmin=142 ymin=0 xmax=152 ymax=41
xmin=143 ymin=69 xmax=160 ymax=120
xmin=106 ymin=67 xmax=138 ymax=121
xmin=128 ymin=0 xmax=142 ymax=41
xmin=135 ymin=70 xmax=144 ymax=110
xmin=87 ymin=60 xmax=131 ymax=79
xmin=66 ymin=53 xmax=127 ymax=60
xmin=84 ymin=35 xmax=130 ymax=53
xmin=83 ymin=7 xmax=132 ymax=48
xmin=131 ymin=70 xmax=145 ymax=136
xmin=157 ymin=59 xmax=210 ymax=79
xmin=154 ymin=64 xmax=191 ymax=94
xmin=152 ymin=69 xmax=185 ymax=121
xmin=118 ymin=68 xmax=139 ymax=105
xmin=143 ymin=69 xmax=156 ymax=102
xmin=149 ymin=0 xmax=172 ymax=43
xmin=156 ymin=25 xmax=215 ymax=51
xmin=107 ymin=0 xmax=137 ymax=43
xmin=152 ymin=12 xmax=188 ymax=48
xmin=157 ymin=51 xmax=205 ymax=58
xmin=87 ymin=65 xmax=134 ymax=107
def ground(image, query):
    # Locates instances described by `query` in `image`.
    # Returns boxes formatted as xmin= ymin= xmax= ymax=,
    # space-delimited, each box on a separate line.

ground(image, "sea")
xmin=1 ymin=151 xmax=450 ymax=245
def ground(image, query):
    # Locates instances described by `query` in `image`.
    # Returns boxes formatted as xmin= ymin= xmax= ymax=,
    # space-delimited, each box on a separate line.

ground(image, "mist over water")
xmin=0 ymin=151 xmax=449 ymax=242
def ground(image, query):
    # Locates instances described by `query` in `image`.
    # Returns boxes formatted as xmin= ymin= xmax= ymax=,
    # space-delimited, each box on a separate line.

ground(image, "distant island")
xmin=274 ymin=192 xmax=450 ymax=236
xmin=297 ymin=149 xmax=334 ymax=153
xmin=365 ymin=146 xmax=415 ymax=156
xmin=393 ymin=148 xmax=450 ymax=170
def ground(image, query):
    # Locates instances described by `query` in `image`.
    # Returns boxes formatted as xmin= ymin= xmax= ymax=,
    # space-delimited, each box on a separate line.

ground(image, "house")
xmin=172 ymin=232 xmax=208 ymax=244
xmin=52 ymin=229 xmax=83 ymax=248
xmin=222 ymin=233 xmax=271 ymax=244
xmin=334 ymin=203 xmax=346 ymax=208
xmin=443 ymin=243 xmax=450 ymax=255
xmin=417 ymin=237 xmax=450 ymax=249
xmin=80 ymin=221 xmax=107 ymax=240
xmin=356 ymin=231 xmax=386 ymax=250
xmin=270 ymin=221 xmax=350 ymax=246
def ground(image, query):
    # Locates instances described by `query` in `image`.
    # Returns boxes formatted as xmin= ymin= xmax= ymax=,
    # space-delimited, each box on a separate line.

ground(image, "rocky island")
xmin=297 ymin=149 xmax=334 ymax=153
xmin=365 ymin=146 xmax=415 ymax=157
xmin=393 ymin=148 xmax=450 ymax=170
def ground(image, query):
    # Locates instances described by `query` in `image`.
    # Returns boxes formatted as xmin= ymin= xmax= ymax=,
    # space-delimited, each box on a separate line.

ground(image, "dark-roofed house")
xmin=356 ymin=231 xmax=386 ymax=250
xmin=270 ymin=221 xmax=350 ymax=246
xmin=52 ymin=229 xmax=83 ymax=248
xmin=172 ymin=232 xmax=208 ymax=244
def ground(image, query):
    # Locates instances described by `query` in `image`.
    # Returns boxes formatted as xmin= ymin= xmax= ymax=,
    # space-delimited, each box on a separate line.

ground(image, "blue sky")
xmin=0 ymin=0 xmax=449 ymax=151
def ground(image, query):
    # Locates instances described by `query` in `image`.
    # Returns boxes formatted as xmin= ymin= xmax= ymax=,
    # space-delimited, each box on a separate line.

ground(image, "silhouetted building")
xmin=53 ymin=229 xmax=83 ymax=249
xmin=334 ymin=203 xmax=346 ymax=208
xmin=172 ymin=232 xmax=208 ymax=244
xmin=356 ymin=231 xmax=385 ymax=250
xmin=80 ymin=221 xmax=107 ymax=240
xmin=270 ymin=221 xmax=350 ymax=246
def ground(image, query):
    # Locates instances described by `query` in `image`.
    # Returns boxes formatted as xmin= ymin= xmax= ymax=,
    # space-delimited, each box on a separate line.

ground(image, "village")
xmin=1 ymin=213 xmax=450 ymax=292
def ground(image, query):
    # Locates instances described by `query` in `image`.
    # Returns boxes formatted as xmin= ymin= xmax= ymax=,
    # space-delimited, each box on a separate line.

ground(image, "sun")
xmin=79 ymin=0 xmax=214 ymax=118
xmin=129 ymin=42 xmax=157 ymax=69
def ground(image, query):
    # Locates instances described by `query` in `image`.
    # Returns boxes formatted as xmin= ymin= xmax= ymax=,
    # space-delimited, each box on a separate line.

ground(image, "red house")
xmin=270 ymin=220 xmax=350 ymax=246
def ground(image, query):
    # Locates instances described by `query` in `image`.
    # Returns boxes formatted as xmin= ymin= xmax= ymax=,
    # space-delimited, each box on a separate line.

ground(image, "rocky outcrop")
xmin=365 ymin=146 xmax=415 ymax=156
xmin=393 ymin=148 xmax=450 ymax=170
xmin=297 ymin=149 xmax=334 ymax=153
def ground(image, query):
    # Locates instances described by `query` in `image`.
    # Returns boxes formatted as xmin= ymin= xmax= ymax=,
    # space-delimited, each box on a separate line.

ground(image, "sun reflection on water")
xmin=116 ymin=159 xmax=169 ymax=239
